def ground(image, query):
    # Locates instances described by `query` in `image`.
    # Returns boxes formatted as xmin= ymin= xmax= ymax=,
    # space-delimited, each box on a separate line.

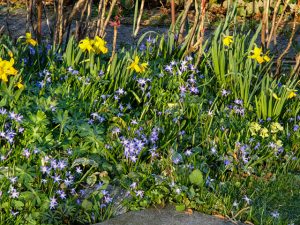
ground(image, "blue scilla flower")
xmin=29 ymin=46 xmax=36 ymax=55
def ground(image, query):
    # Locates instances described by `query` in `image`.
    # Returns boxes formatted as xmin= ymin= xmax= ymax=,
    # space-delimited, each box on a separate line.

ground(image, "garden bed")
xmin=0 ymin=2 xmax=299 ymax=225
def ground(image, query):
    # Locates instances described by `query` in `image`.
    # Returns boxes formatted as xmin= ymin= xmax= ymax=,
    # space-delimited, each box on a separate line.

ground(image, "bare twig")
xmin=133 ymin=0 xmax=145 ymax=38
xmin=178 ymin=0 xmax=193 ymax=43
xmin=43 ymin=3 xmax=52 ymax=37
xmin=261 ymin=0 xmax=268 ymax=49
xmin=96 ymin=0 xmax=104 ymax=36
xmin=266 ymin=0 xmax=281 ymax=48
xmin=75 ymin=0 xmax=89 ymax=39
xmin=273 ymin=0 xmax=290 ymax=45
xmin=100 ymin=0 xmax=108 ymax=35
xmin=64 ymin=0 xmax=86 ymax=28
xmin=170 ymin=0 xmax=176 ymax=33
xmin=291 ymin=53 xmax=300 ymax=77
xmin=84 ymin=0 xmax=93 ymax=35
xmin=195 ymin=0 xmax=206 ymax=66
xmin=275 ymin=10 xmax=297 ymax=77
xmin=5 ymin=0 xmax=12 ymax=37
xmin=101 ymin=0 xmax=118 ymax=38
xmin=54 ymin=0 xmax=64 ymax=45
xmin=26 ymin=0 xmax=33 ymax=32
xmin=37 ymin=0 xmax=43 ymax=42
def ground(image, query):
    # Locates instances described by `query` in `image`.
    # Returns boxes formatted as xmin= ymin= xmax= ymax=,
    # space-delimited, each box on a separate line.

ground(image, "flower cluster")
xmin=79 ymin=36 xmax=108 ymax=54
xmin=25 ymin=33 xmax=38 ymax=46
xmin=223 ymin=35 xmax=233 ymax=47
xmin=0 ymin=57 xmax=18 ymax=82
xmin=249 ymin=46 xmax=270 ymax=64
xmin=249 ymin=121 xmax=283 ymax=138
xmin=127 ymin=56 xmax=148 ymax=73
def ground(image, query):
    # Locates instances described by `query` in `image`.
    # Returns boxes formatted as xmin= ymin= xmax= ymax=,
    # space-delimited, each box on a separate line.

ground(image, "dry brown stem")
xmin=36 ymin=0 xmax=42 ymax=41
xmin=54 ymin=0 xmax=64 ymax=45
xmin=291 ymin=54 xmax=300 ymax=77
xmin=178 ymin=0 xmax=193 ymax=43
xmin=273 ymin=0 xmax=290 ymax=45
xmin=275 ymin=10 xmax=297 ymax=77
xmin=266 ymin=0 xmax=281 ymax=48
xmin=133 ymin=0 xmax=145 ymax=38
xmin=101 ymin=0 xmax=117 ymax=38
xmin=171 ymin=0 xmax=176 ymax=33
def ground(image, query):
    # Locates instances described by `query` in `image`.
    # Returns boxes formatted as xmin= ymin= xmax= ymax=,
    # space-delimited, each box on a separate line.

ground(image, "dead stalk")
xmin=111 ymin=26 xmax=118 ymax=62
xmin=85 ymin=0 xmax=93 ymax=35
xmin=171 ymin=0 xmax=176 ymax=33
xmin=266 ymin=0 xmax=281 ymax=48
xmin=65 ymin=0 xmax=86 ymax=27
xmin=187 ymin=0 xmax=200 ymax=49
xmin=96 ymin=0 xmax=104 ymax=36
xmin=292 ymin=54 xmax=300 ymax=77
xmin=178 ymin=0 xmax=193 ymax=43
xmin=195 ymin=0 xmax=206 ymax=66
xmin=101 ymin=0 xmax=118 ymax=38
xmin=37 ymin=0 xmax=43 ymax=42
xmin=275 ymin=10 xmax=297 ymax=77
xmin=5 ymin=0 xmax=12 ymax=37
xmin=133 ymin=0 xmax=145 ymax=38
xmin=54 ymin=0 xmax=64 ymax=45
xmin=261 ymin=0 xmax=268 ymax=49
xmin=26 ymin=0 xmax=33 ymax=32
xmin=100 ymin=0 xmax=108 ymax=36
xmin=273 ymin=0 xmax=290 ymax=45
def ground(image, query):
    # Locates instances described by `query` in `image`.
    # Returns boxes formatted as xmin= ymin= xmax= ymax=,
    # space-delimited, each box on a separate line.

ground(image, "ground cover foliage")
xmin=0 ymin=7 xmax=300 ymax=225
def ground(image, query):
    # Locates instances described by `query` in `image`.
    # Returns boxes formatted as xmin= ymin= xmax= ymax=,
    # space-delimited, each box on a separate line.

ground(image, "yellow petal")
xmin=133 ymin=64 xmax=141 ymax=73
xmin=8 ymin=51 xmax=13 ymax=58
xmin=26 ymin=33 xmax=32 ymax=39
xmin=134 ymin=56 xmax=140 ymax=64
xmin=263 ymin=55 xmax=270 ymax=62
xmin=16 ymin=82 xmax=24 ymax=89
xmin=253 ymin=46 xmax=262 ymax=56
xmin=272 ymin=93 xmax=281 ymax=100
xmin=288 ymin=91 xmax=297 ymax=99
xmin=256 ymin=56 xmax=264 ymax=64
xmin=223 ymin=36 xmax=233 ymax=46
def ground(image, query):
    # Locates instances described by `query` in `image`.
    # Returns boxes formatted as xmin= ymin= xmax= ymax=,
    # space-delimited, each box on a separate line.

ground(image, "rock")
xmin=95 ymin=205 xmax=239 ymax=225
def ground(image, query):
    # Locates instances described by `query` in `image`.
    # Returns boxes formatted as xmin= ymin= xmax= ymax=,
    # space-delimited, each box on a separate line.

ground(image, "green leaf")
xmin=87 ymin=174 xmax=97 ymax=186
xmin=189 ymin=169 xmax=204 ymax=187
xmin=72 ymin=158 xmax=98 ymax=167
xmin=1 ymin=202 xmax=9 ymax=210
xmin=13 ymin=200 xmax=24 ymax=210
xmin=175 ymin=204 xmax=185 ymax=211
xmin=82 ymin=199 xmax=93 ymax=211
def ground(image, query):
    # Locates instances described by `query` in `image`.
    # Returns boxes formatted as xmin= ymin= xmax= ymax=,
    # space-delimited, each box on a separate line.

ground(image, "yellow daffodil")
xmin=260 ymin=127 xmax=269 ymax=138
xmin=16 ymin=78 xmax=24 ymax=89
xmin=263 ymin=54 xmax=270 ymax=62
xmin=8 ymin=51 xmax=13 ymax=58
xmin=249 ymin=46 xmax=270 ymax=64
xmin=25 ymin=33 xmax=37 ymax=46
xmin=140 ymin=62 xmax=148 ymax=73
xmin=127 ymin=56 xmax=147 ymax=73
xmin=272 ymin=93 xmax=281 ymax=100
xmin=288 ymin=90 xmax=297 ymax=99
xmin=249 ymin=122 xmax=261 ymax=136
xmin=270 ymin=122 xmax=283 ymax=133
xmin=223 ymin=36 xmax=233 ymax=47
xmin=0 ymin=57 xmax=18 ymax=82
xmin=79 ymin=38 xmax=94 ymax=52
xmin=93 ymin=36 xmax=108 ymax=54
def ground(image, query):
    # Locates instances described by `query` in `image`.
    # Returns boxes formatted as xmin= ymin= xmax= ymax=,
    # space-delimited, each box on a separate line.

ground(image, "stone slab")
xmin=96 ymin=205 xmax=237 ymax=225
